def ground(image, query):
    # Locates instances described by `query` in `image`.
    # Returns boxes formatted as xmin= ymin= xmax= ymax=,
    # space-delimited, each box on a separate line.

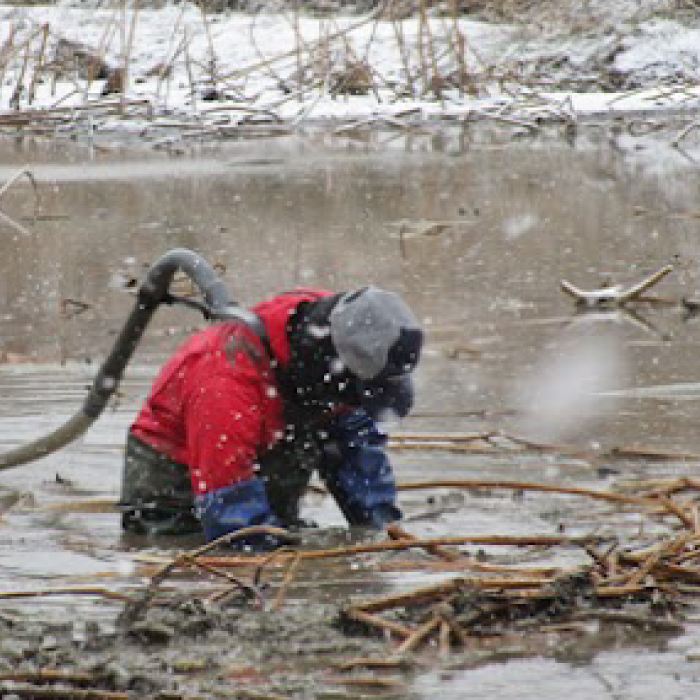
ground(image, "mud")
xmin=3 ymin=123 xmax=700 ymax=697
xmin=0 ymin=595 xmax=393 ymax=698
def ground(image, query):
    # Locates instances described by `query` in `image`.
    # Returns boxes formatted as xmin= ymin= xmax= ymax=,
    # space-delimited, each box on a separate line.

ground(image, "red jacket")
xmin=131 ymin=289 xmax=330 ymax=496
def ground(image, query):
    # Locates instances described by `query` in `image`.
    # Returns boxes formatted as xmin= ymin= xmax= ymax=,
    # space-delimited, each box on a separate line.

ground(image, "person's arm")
xmin=319 ymin=409 xmax=402 ymax=528
xmin=184 ymin=372 xmax=281 ymax=545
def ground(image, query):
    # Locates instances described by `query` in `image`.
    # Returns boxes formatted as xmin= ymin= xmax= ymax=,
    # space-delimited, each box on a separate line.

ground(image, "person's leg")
xmin=119 ymin=433 xmax=200 ymax=536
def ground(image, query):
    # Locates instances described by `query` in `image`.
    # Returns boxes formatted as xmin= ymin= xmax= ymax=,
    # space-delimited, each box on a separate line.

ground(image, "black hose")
xmin=0 ymin=248 xmax=250 ymax=471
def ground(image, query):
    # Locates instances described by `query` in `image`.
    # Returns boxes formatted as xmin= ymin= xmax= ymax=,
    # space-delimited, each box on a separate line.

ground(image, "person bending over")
xmin=119 ymin=286 xmax=423 ymax=548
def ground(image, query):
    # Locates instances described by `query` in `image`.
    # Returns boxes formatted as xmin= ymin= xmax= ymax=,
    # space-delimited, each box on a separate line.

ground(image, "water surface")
xmin=2 ymin=124 xmax=700 ymax=695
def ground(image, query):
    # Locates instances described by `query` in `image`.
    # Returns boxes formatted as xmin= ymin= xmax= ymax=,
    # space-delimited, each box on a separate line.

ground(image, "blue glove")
xmin=320 ymin=410 xmax=402 ymax=528
xmin=195 ymin=478 xmax=285 ymax=550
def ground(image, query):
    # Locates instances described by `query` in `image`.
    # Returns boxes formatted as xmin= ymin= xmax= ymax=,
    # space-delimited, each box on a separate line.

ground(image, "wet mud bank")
xmin=4 ymin=123 xmax=700 ymax=697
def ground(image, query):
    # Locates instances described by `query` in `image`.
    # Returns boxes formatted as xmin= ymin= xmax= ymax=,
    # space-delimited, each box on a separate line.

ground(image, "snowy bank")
xmin=0 ymin=1 xmax=699 ymax=138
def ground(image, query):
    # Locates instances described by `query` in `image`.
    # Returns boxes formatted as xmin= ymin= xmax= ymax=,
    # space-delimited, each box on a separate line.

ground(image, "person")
xmin=119 ymin=286 xmax=423 ymax=548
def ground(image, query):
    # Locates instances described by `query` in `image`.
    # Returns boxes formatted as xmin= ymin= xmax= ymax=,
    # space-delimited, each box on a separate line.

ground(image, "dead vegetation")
xmin=4 ymin=438 xmax=700 ymax=696
xmin=0 ymin=0 xmax=697 ymax=140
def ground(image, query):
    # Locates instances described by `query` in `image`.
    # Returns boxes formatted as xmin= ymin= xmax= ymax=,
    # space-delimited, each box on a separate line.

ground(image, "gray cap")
xmin=329 ymin=286 xmax=421 ymax=380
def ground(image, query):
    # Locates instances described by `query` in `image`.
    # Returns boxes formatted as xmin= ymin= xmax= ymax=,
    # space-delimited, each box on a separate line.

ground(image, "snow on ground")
xmin=0 ymin=1 xmax=699 ymax=134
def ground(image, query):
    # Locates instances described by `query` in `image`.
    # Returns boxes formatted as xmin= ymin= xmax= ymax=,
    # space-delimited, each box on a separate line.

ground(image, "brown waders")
xmin=120 ymin=428 xmax=328 ymax=536
xmin=119 ymin=433 xmax=200 ymax=536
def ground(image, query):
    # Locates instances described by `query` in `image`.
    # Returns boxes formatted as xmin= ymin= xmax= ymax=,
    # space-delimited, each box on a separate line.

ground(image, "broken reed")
xmin=7 ymin=476 xmax=700 ymax=662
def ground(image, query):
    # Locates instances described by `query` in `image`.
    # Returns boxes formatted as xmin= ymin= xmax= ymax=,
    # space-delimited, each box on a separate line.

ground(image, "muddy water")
xmin=2 ymin=125 xmax=700 ymax=695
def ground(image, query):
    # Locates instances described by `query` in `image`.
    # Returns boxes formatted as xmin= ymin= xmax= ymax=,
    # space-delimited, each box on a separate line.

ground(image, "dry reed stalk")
xmin=181 ymin=555 xmax=263 ymax=603
xmin=198 ymin=3 xmax=219 ymax=100
xmin=344 ymin=607 xmax=413 ymax=638
xmin=0 ymin=685 xmax=129 ymax=700
xmin=445 ymin=616 xmax=472 ymax=646
xmin=0 ymin=586 xmax=130 ymax=602
xmin=119 ymin=524 xmax=298 ymax=625
xmin=653 ymin=494 xmax=696 ymax=530
xmin=291 ymin=0 xmax=303 ymax=97
xmin=0 ymin=671 xmax=94 ymax=684
xmin=0 ymin=167 xmax=39 ymax=237
xmin=194 ymin=533 xmax=597 ymax=571
xmin=393 ymin=615 xmax=441 ymax=656
xmin=450 ymin=0 xmax=468 ymax=96
xmin=153 ymin=3 xmax=189 ymax=104
xmin=220 ymin=11 xmax=381 ymax=84
xmin=389 ymin=440 xmax=499 ymax=453
xmin=390 ymin=7 xmax=415 ymax=97
xmin=27 ymin=23 xmax=50 ymax=105
xmin=120 ymin=0 xmax=141 ymax=112
xmin=354 ymin=578 xmax=515 ymax=614
xmin=439 ymin=619 xmax=451 ymax=657
xmin=80 ymin=3 xmax=119 ymax=101
xmin=158 ymin=33 xmax=189 ymax=106
xmin=245 ymin=10 xmax=286 ymax=93
xmin=569 ymin=610 xmax=685 ymax=633
xmin=0 ymin=98 xmax=151 ymax=124
xmin=334 ymin=657 xmax=411 ymax=671
xmin=650 ymin=561 xmax=700 ymax=585
xmin=397 ymin=478 xmax=657 ymax=509
xmin=416 ymin=0 xmax=428 ymax=94
xmin=594 ymin=582 xmax=658 ymax=597
xmin=271 ymin=552 xmax=302 ymax=611
xmin=392 ymin=431 xmax=499 ymax=443
xmin=376 ymin=559 xmax=560 ymax=576
xmin=10 ymin=35 xmax=33 ymax=109
xmin=0 ymin=167 xmax=37 ymax=200
xmin=0 ymin=20 xmax=16 ymax=99
xmin=625 ymin=533 xmax=697 ymax=588
xmin=345 ymin=14 xmax=384 ymax=100
xmin=184 ymin=30 xmax=197 ymax=112
xmin=420 ymin=0 xmax=442 ymax=100
xmin=327 ymin=676 xmax=406 ymax=689
xmin=387 ymin=522 xmax=464 ymax=562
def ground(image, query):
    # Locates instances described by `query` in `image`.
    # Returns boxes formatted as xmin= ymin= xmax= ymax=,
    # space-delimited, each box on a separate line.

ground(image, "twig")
xmin=626 ymin=533 xmax=696 ymax=588
xmin=439 ymin=620 xmax=451 ymax=657
xmin=182 ymin=556 xmax=264 ymax=607
xmin=0 ymin=686 xmax=128 ymax=700
xmin=397 ymin=479 xmax=656 ymax=508
xmin=121 ymin=0 xmax=141 ymax=114
xmin=0 ymin=671 xmax=93 ymax=684
xmin=326 ymin=676 xmax=406 ymax=689
xmin=194 ymin=533 xmax=600 ymax=570
xmin=0 ymin=586 xmax=130 ymax=602
xmin=220 ymin=10 xmax=384 ymax=84
xmin=569 ymin=610 xmax=684 ymax=633
xmin=386 ymin=522 xmax=464 ymax=562
xmin=334 ymin=657 xmax=412 ymax=671
xmin=560 ymin=265 xmax=674 ymax=307
xmin=0 ymin=208 xmax=33 ymax=237
xmin=652 ymin=494 xmax=696 ymax=530
xmin=392 ymin=615 xmax=441 ymax=656
xmin=27 ymin=23 xmax=49 ymax=104
xmin=354 ymin=578 xmax=518 ymax=614
xmin=118 ymin=525 xmax=298 ymax=626
xmin=343 ymin=607 xmax=413 ymax=638
xmin=271 ymin=552 xmax=301 ymax=611
xmin=376 ymin=559 xmax=560 ymax=576
xmin=0 ymin=166 xmax=37 ymax=201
